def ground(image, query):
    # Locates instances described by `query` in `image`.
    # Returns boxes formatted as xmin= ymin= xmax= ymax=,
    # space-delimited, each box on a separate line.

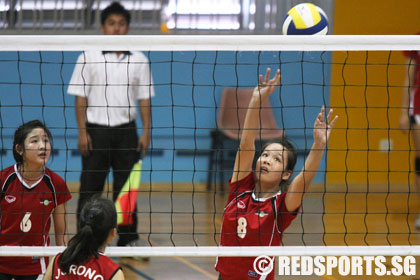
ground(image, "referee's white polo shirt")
xmin=67 ymin=51 xmax=155 ymax=127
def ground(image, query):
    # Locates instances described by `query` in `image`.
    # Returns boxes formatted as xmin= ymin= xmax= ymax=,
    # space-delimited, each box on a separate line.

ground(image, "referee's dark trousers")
xmin=77 ymin=121 xmax=140 ymax=246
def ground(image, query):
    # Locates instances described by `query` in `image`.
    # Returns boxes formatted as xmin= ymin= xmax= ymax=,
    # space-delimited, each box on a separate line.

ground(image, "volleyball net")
xmin=1 ymin=35 xmax=420 ymax=258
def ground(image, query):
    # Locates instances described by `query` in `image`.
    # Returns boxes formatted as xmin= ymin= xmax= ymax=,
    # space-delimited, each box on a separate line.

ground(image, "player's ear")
xmin=15 ymin=144 xmax=23 ymax=156
xmin=282 ymin=171 xmax=292 ymax=181
xmin=107 ymin=228 xmax=117 ymax=244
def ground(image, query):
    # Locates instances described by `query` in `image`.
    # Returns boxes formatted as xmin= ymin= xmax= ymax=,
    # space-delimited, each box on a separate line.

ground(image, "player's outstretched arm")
xmin=232 ymin=68 xmax=281 ymax=183
xmin=285 ymin=106 xmax=338 ymax=212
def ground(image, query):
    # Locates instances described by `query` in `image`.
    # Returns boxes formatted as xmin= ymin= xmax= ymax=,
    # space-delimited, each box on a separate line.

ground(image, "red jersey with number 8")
xmin=215 ymin=172 xmax=299 ymax=280
xmin=0 ymin=164 xmax=72 ymax=275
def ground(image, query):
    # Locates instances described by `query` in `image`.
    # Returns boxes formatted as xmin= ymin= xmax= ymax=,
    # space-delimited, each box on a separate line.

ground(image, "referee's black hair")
xmin=100 ymin=1 xmax=131 ymax=26
xmin=58 ymin=197 xmax=117 ymax=273
xmin=13 ymin=120 xmax=53 ymax=164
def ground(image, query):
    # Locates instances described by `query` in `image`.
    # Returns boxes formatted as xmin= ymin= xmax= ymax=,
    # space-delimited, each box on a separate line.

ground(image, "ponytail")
xmin=58 ymin=198 xmax=117 ymax=273
xmin=58 ymin=225 xmax=98 ymax=272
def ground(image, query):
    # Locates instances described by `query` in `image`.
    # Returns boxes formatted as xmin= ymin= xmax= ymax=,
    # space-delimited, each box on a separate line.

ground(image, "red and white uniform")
xmin=52 ymin=253 xmax=121 ymax=280
xmin=403 ymin=48 xmax=420 ymax=118
xmin=215 ymin=172 xmax=299 ymax=280
xmin=0 ymin=164 xmax=72 ymax=275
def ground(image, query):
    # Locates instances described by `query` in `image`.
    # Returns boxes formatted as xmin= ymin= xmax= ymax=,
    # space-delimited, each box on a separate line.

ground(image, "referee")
xmin=67 ymin=2 xmax=154 ymax=254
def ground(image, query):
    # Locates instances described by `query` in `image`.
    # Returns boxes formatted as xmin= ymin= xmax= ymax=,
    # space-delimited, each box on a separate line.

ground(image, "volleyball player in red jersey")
xmin=215 ymin=68 xmax=338 ymax=280
xmin=43 ymin=198 xmax=124 ymax=280
xmin=0 ymin=120 xmax=71 ymax=279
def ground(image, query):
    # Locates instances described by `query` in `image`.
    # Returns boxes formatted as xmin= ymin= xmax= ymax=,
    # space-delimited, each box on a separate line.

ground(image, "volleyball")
xmin=282 ymin=3 xmax=328 ymax=35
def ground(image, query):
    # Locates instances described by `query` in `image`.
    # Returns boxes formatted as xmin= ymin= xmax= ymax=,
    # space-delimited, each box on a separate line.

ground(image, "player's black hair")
xmin=260 ymin=137 xmax=298 ymax=189
xmin=58 ymin=197 xmax=117 ymax=273
xmin=100 ymin=1 xmax=131 ymax=26
xmin=13 ymin=120 xmax=53 ymax=164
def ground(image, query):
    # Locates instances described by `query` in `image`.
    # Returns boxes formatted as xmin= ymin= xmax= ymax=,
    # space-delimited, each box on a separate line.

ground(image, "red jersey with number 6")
xmin=53 ymin=252 xmax=121 ymax=280
xmin=215 ymin=172 xmax=299 ymax=280
xmin=0 ymin=164 xmax=72 ymax=275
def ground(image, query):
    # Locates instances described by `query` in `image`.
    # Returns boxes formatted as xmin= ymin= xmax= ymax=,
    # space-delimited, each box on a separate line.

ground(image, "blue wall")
xmin=0 ymin=50 xmax=331 ymax=183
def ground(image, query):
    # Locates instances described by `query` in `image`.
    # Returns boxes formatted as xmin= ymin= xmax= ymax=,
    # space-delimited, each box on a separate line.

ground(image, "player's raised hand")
xmin=313 ymin=106 xmax=338 ymax=146
xmin=253 ymin=68 xmax=281 ymax=101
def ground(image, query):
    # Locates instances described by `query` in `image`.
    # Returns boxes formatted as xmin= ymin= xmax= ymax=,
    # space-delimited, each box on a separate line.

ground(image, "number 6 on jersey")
xmin=20 ymin=212 xmax=32 ymax=233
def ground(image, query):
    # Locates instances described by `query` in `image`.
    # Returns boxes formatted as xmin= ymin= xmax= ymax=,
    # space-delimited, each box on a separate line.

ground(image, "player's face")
xmin=255 ymin=143 xmax=291 ymax=186
xmin=21 ymin=128 xmax=51 ymax=168
xmin=101 ymin=14 xmax=129 ymax=35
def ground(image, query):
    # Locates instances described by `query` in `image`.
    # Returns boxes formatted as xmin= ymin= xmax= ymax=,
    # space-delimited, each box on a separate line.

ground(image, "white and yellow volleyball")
xmin=282 ymin=3 xmax=328 ymax=35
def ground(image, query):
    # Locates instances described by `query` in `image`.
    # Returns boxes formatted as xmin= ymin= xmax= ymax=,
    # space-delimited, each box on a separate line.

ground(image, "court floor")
xmin=62 ymin=182 xmax=420 ymax=280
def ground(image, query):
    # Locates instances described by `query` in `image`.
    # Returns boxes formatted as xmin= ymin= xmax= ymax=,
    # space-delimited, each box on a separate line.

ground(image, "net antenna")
xmin=1 ymin=35 xmax=420 ymax=258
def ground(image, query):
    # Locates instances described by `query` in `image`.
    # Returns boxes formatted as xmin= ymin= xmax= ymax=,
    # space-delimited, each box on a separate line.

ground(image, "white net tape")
xmin=2 ymin=246 xmax=420 ymax=257
xmin=1 ymin=35 xmax=420 ymax=51
xmin=1 ymin=35 xmax=420 ymax=257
